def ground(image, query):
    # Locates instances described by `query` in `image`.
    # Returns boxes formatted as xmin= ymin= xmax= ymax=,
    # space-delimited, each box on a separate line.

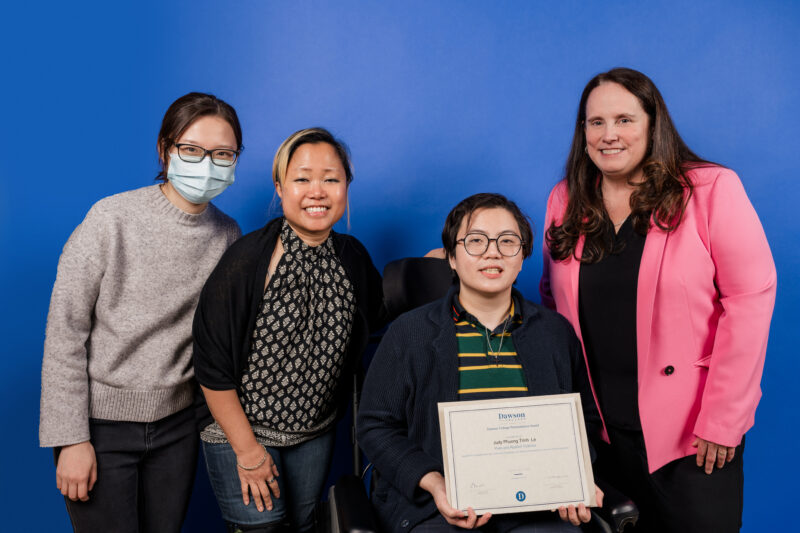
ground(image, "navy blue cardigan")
xmin=357 ymin=287 xmax=600 ymax=533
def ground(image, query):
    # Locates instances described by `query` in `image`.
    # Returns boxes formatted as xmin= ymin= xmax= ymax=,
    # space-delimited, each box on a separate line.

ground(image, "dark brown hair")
xmin=546 ymin=68 xmax=711 ymax=263
xmin=442 ymin=193 xmax=534 ymax=260
xmin=156 ymin=92 xmax=243 ymax=182
xmin=272 ymin=127 xmax=353 ymax=186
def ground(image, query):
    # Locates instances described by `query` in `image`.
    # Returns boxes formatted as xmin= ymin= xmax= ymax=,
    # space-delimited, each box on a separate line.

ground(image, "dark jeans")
xmin=57 ymin=407 xmax=198 ymax=533
xmin=594 ymin=427 xmax=744 ymax=533
xmin=202 ymin=430 xmax=335 ymax=533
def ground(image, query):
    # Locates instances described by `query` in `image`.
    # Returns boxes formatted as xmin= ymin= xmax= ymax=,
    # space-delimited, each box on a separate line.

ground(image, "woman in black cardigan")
xmin=193 ymin=128 xmax=385 ymax=533
xmin=358 ymin=193 xmax=602 ymax=533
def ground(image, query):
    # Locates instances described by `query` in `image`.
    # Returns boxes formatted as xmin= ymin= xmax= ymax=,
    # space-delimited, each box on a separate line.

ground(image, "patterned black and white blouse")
xmin=201 ymin=219 xmax=356 ymax=447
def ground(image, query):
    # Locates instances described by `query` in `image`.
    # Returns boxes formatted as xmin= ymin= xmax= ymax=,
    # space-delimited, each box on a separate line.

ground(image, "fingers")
xmin=460 ymin=507 xmax=479 ymax=529
xmin=89 ymin=462 xmax=98 ymax=491
xmin=695 ymin=438 xmax=708 ymax=468
xmin=566 ymin=505 xmax=579 ymax=526
xmin=557 ymin=505 xmax=590 ymax=525
xmin=441 ymin=505 xmax=469 ymax=525
xmin=577 ymin=504 xmax=592 ymax=523
xmin=595 ymin=487 xmax=604 ymax=508
xmin=257 ymin=480 xmax=272 ymax=512
xmin=241 ymin=477 xmax=276 ymax=512
xmin=249 ymin=481 xmax=265 ymax=512
xmin=475 ymin=512 xmax=492 ymax=527
xmin=694 ymin=437 xmax=738 ymax=472
xmin=434 ymin=496 xmax=463 ymax=520
xmin=267 ymin=458 xmax=280 ymax=498
xmin=715 ymin=445 xmax=728 ymax=469
xmin=68 ymin=481 xmax=78 ymax=502
xmin=267 ymin=476 xmax=281 ymax=499
xmin=55 ymin=442 xmax=96 ymax=501
xmin=704 ymin=442 xmax=718 ymax=474
xmin=77 ymin=479 xmax=90 ymax=502
xmin=240 ymin=479 xmax=251 ymax=506
xmin=727 ymin=446 xmax=736 ymax=463
xmin=441 ymin=506 xmax=490 ymax=529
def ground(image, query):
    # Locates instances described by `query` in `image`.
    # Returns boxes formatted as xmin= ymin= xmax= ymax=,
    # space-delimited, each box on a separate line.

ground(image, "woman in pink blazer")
xmin=540 ymin=68 xmax=776 ymax=532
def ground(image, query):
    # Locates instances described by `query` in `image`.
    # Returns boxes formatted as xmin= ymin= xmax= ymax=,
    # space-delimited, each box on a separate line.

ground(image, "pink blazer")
xmin=540 ymin=165 xmax=776 ymax=472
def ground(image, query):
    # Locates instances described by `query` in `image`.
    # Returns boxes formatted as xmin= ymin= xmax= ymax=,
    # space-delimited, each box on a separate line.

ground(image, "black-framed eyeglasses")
xmin=174 ymin=143 xmax=241 ymax=167
xmin=456 ymin=232 xmax=524 ymax=257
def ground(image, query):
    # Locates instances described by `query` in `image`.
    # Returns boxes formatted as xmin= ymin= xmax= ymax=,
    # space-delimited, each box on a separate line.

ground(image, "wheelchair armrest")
xmin=593 ymin=478 xmax=639 ymax=532
xmin=328 ymin=474 xmax=379 ymax=533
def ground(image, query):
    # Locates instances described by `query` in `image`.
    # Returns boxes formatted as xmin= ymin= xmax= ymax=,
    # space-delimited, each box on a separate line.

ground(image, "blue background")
xmin=2 ymin=1 xmax=797 ymax=530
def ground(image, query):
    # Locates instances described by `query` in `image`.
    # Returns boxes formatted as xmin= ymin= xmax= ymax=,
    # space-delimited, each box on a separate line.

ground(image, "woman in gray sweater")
xmin=39 ymin=92 xmax=242 ymax=533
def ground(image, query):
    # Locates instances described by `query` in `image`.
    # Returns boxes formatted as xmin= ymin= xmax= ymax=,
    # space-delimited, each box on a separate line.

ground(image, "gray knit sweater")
xmin=39 ymin=185 xmax=241 ymax=447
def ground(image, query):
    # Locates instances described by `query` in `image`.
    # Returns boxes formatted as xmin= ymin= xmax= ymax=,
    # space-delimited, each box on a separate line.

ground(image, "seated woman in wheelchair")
xmin=358 ymin=193 xmax=603 ymax=532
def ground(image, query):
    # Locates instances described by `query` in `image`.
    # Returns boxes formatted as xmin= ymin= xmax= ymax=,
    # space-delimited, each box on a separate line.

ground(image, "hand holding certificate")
xmin=438 ymin=393 xmax=597 ymax=516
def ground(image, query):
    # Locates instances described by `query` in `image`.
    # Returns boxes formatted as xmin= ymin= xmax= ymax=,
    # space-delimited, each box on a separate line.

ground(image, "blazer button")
xmin=663 ymin=365 xmax=675 ymax=376
xmin=401 ymin=519 xmax=410 ymax=528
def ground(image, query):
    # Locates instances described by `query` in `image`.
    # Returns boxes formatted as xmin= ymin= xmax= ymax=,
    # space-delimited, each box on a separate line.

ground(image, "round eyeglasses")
xmin=456 ymin=232 xmax=524 ymax=257
xmin=174 ymin=143 xmax=241 ymax=167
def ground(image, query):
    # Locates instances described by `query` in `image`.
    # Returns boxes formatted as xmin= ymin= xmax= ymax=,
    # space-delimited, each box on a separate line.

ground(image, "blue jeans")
xmin=202 ymin=430 xmax=335 ymax=532
xmin=59 ymin=407 xmax=198 ymax=533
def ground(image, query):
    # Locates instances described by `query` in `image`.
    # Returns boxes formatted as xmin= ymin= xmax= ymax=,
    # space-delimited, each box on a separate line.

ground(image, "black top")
xmin=192 ymin=217 xmax=387 ymax=431
xmin=578 ymin=217 xmax=646 ymax=430
xmin=358 ymin=286 xmax=600 ymax=533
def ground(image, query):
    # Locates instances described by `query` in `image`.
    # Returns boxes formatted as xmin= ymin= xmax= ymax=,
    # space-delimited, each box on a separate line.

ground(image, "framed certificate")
xmin=437 ymin=393 xmax=596 ymax=515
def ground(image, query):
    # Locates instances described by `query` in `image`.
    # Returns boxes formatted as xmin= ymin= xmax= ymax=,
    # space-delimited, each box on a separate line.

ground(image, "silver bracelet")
xmin=237 ymin=445 xmax=268 ymax=471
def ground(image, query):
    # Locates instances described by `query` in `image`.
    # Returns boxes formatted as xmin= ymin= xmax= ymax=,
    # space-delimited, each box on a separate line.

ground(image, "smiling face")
xmin=584 ymin=82 xmax=650 ymax=182
xmin=448 ymin=207 xmax=524 ymax=304
xmin=276 ymin=142 xmax=348 ymax=245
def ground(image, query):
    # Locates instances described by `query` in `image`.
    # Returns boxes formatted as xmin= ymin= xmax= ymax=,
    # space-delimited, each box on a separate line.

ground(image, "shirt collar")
xmin=451 ymin=290 xmax=523 ymax=329
xmin=280 ymin=218 xmax=334 ymax=260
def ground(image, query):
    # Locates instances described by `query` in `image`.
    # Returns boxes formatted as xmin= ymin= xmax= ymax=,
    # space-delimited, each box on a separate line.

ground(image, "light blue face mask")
xmin=167 ymin=155 xmax=235 ymax=205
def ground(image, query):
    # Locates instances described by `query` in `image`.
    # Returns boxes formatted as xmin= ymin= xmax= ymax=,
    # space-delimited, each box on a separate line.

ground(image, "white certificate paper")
xmin=438 ymin=394 xmax=596 ymax=515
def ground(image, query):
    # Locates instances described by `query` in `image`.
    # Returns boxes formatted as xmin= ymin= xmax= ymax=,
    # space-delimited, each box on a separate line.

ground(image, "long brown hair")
xmin=546 ymin=68 xmax=710 ymax=263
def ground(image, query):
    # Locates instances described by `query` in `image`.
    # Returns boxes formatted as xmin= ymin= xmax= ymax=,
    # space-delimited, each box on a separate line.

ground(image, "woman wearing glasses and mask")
xmin=358 ymin=193 xmax=602 ymax=533
xmin=192 ymin=128 xmax=386 ymax=533
xmin=39 ymin=92 xmax=243 ymax=532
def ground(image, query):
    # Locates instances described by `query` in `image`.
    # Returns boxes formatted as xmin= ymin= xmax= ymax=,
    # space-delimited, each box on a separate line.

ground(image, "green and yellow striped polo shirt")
xmin=453 ymin=295 xmax=528 ymax=400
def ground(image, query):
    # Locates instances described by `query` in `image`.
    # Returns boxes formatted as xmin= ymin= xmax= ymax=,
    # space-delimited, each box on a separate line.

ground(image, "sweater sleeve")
xmin=357 ymin=321 xmax=442 ymax=502
xmin=39 ymin=206 xmax=108 ymax=447
xmin=692 ymin=169 xmax=776 ymax=446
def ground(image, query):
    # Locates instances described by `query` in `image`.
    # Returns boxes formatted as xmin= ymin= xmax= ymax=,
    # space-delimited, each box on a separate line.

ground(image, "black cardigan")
xmin=357 ymin=287 xmax=601 ymax=533
xmin=192 ymin=217 xmax=386 ymax=431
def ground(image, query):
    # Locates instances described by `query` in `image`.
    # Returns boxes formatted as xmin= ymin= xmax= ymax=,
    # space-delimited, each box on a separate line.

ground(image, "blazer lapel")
xmin=637 ymin=226 xmax=668 ymax=369
xmin=568 ymin=236 xmax=586 ymax=342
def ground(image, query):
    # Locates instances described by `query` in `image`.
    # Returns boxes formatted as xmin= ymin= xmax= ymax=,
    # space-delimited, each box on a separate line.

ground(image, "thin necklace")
xmin=485 ymin=312 xmax=511 ymax=365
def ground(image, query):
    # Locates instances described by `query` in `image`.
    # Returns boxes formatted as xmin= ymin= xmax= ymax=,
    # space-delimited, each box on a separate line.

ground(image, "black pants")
xmin=594 ymin=427 xmax=744 ymax=533
xmin=57 ymin=407 xmax=198 ymax=533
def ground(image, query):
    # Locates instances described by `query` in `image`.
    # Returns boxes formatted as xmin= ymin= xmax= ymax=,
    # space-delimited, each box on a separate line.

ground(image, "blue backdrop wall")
xmin=2 ymin=1 xmax=797 ymax=530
